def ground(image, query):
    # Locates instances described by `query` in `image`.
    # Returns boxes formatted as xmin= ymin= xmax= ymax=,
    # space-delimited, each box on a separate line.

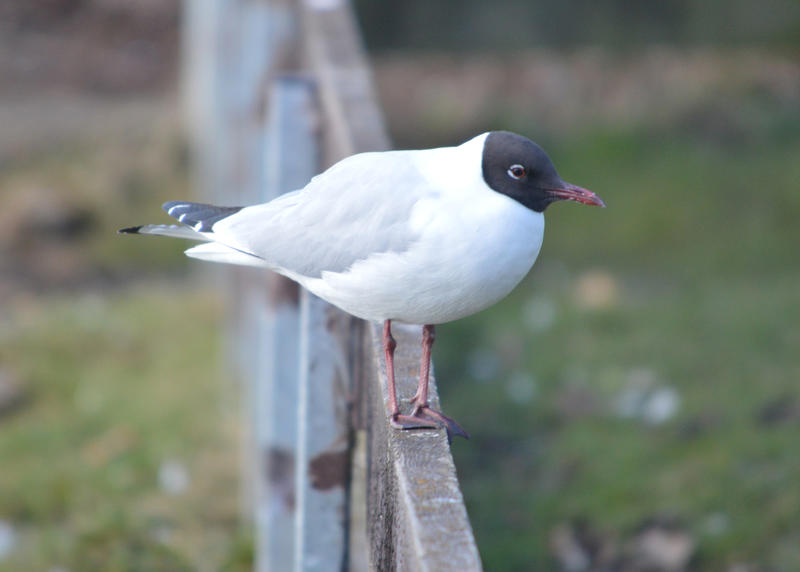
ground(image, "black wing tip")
xmin=118 ymin=225 xmax=143 ymax=234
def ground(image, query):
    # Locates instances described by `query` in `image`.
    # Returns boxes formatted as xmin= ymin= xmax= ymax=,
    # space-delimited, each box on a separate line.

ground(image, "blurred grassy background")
xmin=1 ymin=0 xmax=799 ymax=570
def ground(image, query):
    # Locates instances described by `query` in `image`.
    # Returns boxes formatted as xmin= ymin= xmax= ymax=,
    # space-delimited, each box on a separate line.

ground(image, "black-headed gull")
xmin=120 ymin=131 xmax=605 ymax=438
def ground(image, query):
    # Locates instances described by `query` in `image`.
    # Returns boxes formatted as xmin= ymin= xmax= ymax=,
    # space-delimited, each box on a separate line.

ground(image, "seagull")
xmin=120 ymin=131 xmax=605 ymax=438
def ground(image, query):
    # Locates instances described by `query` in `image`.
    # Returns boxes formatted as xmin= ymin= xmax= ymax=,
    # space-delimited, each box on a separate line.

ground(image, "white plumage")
xmin=133 ymin=133 xmax=545 ymax=324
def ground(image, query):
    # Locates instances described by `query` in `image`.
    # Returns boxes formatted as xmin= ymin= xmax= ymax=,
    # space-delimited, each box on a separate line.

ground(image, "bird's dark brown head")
xmin=481 ymin=131 xmax=605 ymax=212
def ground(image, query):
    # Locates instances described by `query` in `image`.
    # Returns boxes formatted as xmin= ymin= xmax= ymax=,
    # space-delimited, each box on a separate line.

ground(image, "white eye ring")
xmin=507 ymin=164 xmax=526 ymax=180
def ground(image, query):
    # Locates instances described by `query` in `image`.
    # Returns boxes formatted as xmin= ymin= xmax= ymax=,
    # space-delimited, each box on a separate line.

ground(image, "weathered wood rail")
xmin=184 ymin=1 xmax=482 ymax=570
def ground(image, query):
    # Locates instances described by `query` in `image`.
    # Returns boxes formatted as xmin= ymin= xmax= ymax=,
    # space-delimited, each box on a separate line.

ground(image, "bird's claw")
xmin=390 ymin=413 xmax=438 ymax=431
xmin=391 ymin=405 xmax=470 ymax=440
xmin=413 ymin=405 xmax=471 ymax=440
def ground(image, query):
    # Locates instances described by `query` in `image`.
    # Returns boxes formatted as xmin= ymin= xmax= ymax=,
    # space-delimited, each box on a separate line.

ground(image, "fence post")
xmin=256 ymin=77 xmax=320 ymax=571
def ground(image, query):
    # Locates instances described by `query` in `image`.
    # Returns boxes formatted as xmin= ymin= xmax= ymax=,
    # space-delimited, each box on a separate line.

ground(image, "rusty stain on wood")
xmin=266 ymin=446 xmax=296 ymax=511
xmin=309 ymin=449 xmax=349 ymax=490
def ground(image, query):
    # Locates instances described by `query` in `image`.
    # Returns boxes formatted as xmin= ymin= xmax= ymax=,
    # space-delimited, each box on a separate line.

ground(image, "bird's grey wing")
xmin=210 ymin=150 xmax=427 ymax=278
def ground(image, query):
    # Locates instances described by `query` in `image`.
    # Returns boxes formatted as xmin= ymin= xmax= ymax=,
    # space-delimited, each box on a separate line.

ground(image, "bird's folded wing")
xmin=210 ymin=151 xmax=427 ymax=278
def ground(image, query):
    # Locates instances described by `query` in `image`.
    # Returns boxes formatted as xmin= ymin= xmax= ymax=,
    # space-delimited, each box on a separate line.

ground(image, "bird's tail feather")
xmin=184 ymin=242 xmax=268 ymax=268
xmin=117 ymin=224 xmax=211 ymax=241
xmin=118 ymin=201 xmax=264 ymax=267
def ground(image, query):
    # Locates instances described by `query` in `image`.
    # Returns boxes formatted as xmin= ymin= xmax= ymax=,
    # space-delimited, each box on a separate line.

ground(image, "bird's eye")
xmin=507 ymin=164 xmax=526 ymax=180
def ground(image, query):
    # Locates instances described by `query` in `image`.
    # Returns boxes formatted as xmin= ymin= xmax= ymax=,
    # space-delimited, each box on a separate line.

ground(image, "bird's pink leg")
xmin=384 ymin=320 xmax=436 ymax=431
xmin=408 ymin=324 xmax=470 ymax=439
xmin=410 ymin=324 xmax=435 ymax=405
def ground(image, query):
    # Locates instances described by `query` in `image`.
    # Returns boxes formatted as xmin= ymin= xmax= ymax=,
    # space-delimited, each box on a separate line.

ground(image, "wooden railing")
xmin=184 ymin=1 xmax=482 ymax=570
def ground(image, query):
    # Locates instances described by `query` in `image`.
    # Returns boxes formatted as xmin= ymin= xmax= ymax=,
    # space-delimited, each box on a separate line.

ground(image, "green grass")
xmin=0 ymin=288 xmax=250 ymax=571
xmin=435 ymin=127 xmax=800 ymax=569
xmin=0 ymin=131 xmax=251 ymax=571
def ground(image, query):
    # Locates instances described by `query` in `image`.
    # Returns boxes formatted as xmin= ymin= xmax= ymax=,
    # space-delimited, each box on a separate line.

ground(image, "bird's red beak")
xmin=549 ymin=182 xmax=606 ymax=207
